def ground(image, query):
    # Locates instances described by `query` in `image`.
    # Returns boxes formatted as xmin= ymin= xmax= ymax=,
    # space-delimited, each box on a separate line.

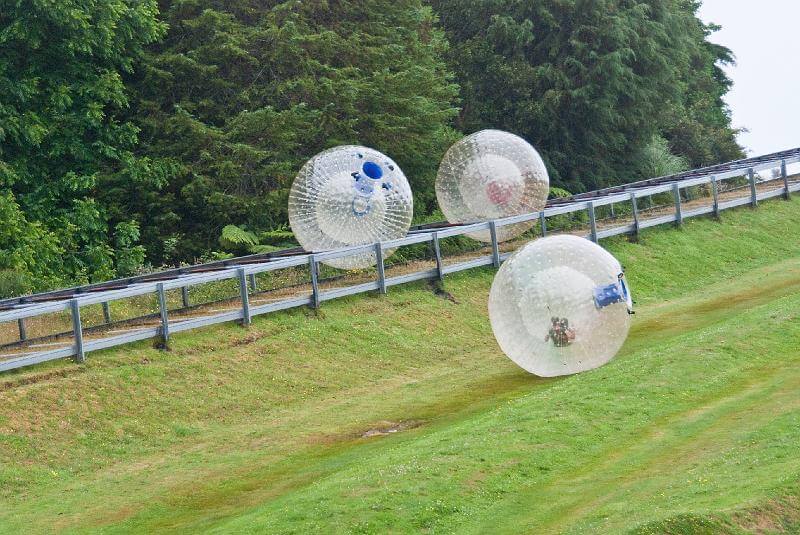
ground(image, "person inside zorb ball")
xmin=488 ymin=235 xmax=633 ymax=377
xmin=288 ymin=146 xmax=413 ymax=270
xmin=436 ymin=130 xmax=549 ymax=242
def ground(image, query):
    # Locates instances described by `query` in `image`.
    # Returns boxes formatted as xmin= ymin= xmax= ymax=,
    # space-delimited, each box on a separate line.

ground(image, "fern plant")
xmin=219 ymin=224 xmax=299 ymax=255
xmin=219 ymin=225 xmax=259 ymax=253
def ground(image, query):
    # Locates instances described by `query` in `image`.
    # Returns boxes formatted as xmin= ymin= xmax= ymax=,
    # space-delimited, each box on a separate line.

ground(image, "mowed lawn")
xmin=2 ymin=200 xmax=800 ymax=533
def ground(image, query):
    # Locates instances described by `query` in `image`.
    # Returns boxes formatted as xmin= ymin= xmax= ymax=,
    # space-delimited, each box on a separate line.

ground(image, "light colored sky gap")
xmin=698 ymin=1 xmax=799 ymax=156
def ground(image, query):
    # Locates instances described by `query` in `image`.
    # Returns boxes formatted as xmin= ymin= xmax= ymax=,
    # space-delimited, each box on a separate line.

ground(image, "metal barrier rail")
xmin=4 ymin=146 xmax=798 ymax=312
xmin=1 ymin=153 xmax=799 ymax=373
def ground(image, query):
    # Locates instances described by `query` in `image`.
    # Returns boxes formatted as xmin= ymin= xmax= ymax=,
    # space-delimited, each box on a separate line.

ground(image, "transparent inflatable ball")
xmin=436 ymin=130 xmax=549 ymax=242
xmin=288 ymin=146 xmax=413 ymax=269
xmin=489 ymin=235 xmax=632 ymax=377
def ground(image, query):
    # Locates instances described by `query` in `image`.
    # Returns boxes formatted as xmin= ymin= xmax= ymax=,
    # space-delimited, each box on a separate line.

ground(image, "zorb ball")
xmin=488 ymin=235 xmax=632 ymax=377
xmin=288 ymin=146 xmax=413 ymax=269
xmin=436 ymin=130 xmax=549 ymax=242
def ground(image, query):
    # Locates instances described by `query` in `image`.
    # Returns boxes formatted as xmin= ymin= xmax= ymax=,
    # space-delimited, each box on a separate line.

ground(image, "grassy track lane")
xmin=1 ymin=201 xmax=800 ymax=533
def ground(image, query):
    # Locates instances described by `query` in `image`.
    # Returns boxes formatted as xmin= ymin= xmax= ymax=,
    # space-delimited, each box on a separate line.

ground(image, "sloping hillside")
xmin=2 ymin=200 xmax=800 ymax=533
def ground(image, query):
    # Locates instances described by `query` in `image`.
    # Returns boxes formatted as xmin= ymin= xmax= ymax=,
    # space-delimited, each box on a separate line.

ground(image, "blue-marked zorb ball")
xmin=288 ymin=146 xmax=413 ymax=269
xmin=488 ymin=235 xmax=632 ymax=377
xmin=436 ymin=130 xmax=549 ymax=242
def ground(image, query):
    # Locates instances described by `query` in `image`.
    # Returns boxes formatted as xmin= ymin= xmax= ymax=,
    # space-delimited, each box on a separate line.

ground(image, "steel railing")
xmin=0 ymin=150 xmax=798 ymax=373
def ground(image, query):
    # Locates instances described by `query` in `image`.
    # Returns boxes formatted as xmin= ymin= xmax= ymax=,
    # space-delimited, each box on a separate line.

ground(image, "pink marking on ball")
xmin=486 ymin=180 xmax=514 ymax=205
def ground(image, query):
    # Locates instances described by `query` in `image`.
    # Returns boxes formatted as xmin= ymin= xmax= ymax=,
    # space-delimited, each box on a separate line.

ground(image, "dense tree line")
xmin=0 ymin=0 xmax=741 ymax=294
xmin=0 ymin=0 xmax=165 ymax=294
xmin=117 ymin=0 xmax=459 ymax=263
xmin=431 ymin=0 xmax=742 ymax=191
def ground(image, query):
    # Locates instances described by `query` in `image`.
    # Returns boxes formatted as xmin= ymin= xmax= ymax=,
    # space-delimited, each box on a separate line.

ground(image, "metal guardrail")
xmin=1 ymin=152 xmax=799 ymax=373
xmin=4 ymin=147 xmax=798 ymax=313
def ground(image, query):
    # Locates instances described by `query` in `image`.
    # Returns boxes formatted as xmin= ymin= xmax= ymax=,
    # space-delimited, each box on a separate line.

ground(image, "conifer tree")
xmin=123 ymin=0 xmax=460 ymax=262
xmin=430 ymin=0 xmax=742 ymax=191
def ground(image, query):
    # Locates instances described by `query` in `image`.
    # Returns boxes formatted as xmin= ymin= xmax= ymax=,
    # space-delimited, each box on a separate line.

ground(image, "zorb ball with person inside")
xmin=288 ymin=146 xmax=413 ymax=270
xmin=436 ymin=130 xmax=549 ymax=242
xmin=488 ymin=235 xmax=633 ymax=377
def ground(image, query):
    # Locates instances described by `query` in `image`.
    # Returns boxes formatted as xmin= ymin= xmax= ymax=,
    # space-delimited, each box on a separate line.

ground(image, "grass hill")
xmin=2 ymin=199 xmax=800 ymax=533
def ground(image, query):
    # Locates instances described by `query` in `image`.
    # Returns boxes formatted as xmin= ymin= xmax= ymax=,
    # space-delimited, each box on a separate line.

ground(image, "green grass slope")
xmin=2 ymin=200 xmax=800 ymax=533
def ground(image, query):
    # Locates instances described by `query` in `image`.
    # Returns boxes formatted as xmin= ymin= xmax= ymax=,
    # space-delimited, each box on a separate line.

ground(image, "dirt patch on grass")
xmin=229 ymin=330 xmax=267 ymax=347
xmin=734 ymin=495 xmax=800 ymax=534
xmin=0 ymin=365 xmax=84 ymax=391
xmin=361 ymin=420 xmax=424 ymax=438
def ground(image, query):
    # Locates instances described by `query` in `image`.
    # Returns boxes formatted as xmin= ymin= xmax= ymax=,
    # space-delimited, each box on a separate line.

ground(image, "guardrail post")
xmin=70 ymin=299 xmax=85 ymax=363
xmin=238 ymin=268 xmax=251 ymax=326
xmin=309 ymin=255 xmax=320 ymax=309
xmin=539 ymin=211 xmax=547 ymax=237
xmin=710 ymin=176 xmax=719 ymax=218
xmin=156 ymin=283 xmax=170 ymax=348
xmin=375 ymin=242 xmax=387 ymax=295
xmin=673 ymin=183 xmax=683 ymax=226
xmin=488 ymin=221 xmax=501 ymax=268
xmin=181 ymin=286 xmax=190 ymax=308
xmin=781 ymin=160 xmax=790 ymax=200
xmin=587 ymin=202 xmax=598 ymax=242
xmin=432 ymin=232 xmax=443 ymax=281
xmin=102 ymin=301 xmax=111 ymax=324
xmin=17 ymin=318 xmax=27 ymax=342
xmin=748 ymin=168 xmax=758 ymax=208
xmin=630 ymin=193 xmax=640 ymax=237
xmin=248 ymin=273 xmax=257 ymax=292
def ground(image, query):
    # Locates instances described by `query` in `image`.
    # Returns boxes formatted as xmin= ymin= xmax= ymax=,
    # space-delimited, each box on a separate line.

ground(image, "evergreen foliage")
xmin=430 ymin=0 xmax=743 ymax=192
xmin=0 ymin=0 xmax=164 ymax=288
xmin=0 ymin=0 xmax=743 ymax=292
xmin=659 ymin=17 xmax=743 ymax=168
xmin=637 ymin=135 xmax=690 ymax=178
xmin=120 ymin=0 xmax=460 ymax=263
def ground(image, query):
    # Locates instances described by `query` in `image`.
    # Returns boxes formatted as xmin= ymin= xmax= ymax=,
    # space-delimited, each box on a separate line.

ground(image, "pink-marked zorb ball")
xmin=288 ymin=146 xmax=413 ymax=269
xmin=436 ymin=130 xmax=549 ymax=242
xmin=488 ymin=235 xmax=632 ymax=377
